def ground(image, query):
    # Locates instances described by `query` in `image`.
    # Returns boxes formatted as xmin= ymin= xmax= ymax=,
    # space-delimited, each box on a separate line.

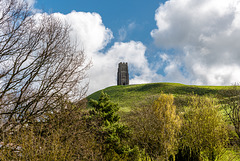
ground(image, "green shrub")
xmin=178 ymin=95 xmax=229 ymax=161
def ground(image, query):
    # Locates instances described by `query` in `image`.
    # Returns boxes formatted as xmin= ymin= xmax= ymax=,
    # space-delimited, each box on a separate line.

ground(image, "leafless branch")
xmin=0 ymin=0 xmax=90 ymax=132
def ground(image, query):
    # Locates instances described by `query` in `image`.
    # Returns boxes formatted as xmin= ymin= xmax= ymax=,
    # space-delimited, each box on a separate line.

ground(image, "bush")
xmin=178 ymin=95 xmax=229 ymax=161
xmin=0 ymin=99 xmax=98 ymax=160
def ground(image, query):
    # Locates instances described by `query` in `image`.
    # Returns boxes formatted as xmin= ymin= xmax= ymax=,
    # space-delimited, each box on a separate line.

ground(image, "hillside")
xmin=87 ymin=82 xmax=230 ymax=112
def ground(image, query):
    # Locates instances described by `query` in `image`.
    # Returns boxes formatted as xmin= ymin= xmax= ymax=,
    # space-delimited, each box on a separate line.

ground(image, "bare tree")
xmin=0 ymin=0 xmax=90 ymax=132
xmin=220 ymin=84 xmax=240 ymax=140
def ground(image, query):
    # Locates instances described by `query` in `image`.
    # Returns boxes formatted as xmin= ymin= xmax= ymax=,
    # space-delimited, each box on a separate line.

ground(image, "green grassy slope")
xmin=87 ymin=83 xmax=240 ymax=159
xmin=87 ymin=83 xmax=230 ymax=112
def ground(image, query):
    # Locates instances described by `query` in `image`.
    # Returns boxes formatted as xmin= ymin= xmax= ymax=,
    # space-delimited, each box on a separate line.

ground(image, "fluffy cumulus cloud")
xmin=151 ymin=0 xmax=240 ymax=85
xmin=50 ymin=11 xmax=157 ymax=94
xmin=53 ymin=11 xmax=113 ymax=54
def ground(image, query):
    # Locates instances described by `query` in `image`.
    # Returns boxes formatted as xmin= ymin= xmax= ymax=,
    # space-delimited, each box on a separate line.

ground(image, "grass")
xmin=87 ymin=82 xmax=231 ymax=112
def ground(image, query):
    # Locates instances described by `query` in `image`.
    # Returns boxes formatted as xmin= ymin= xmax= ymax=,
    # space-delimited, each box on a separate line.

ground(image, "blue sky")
xmin=31 ymin=0 xmax=240 ymax=94
xmin=36 ymin=0 xmax=163 ymax=47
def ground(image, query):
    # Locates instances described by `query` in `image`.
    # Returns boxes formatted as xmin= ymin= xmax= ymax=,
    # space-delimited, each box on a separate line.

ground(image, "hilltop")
xmin=87 ymin=82 xmax=230 ymax=112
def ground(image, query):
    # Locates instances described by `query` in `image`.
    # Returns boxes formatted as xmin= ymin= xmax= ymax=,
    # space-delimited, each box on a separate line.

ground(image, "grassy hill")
xmin=87 ymin=83 xmax=240 ymax=159
xmin=87 ymin=82 xmax=230 ymax=112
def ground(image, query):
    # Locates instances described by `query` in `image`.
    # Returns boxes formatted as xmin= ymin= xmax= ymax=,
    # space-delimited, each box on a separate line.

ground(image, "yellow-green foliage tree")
xmin=128 ymin=93 xmax=181 ymax=160
xmin=152 ymin=94 xmax=182 ymax=160
xmin=179 ymin=95 xmax=229 ymax=161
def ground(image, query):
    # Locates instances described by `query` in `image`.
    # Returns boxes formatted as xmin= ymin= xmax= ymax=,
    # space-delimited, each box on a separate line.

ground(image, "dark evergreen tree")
xmin=88 ymin=91 xmax=140 ymax=160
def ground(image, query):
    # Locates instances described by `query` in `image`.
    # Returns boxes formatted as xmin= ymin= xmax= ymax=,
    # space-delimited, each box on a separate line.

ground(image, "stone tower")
xmin=117 ymin=62 xmax=129 ymax=85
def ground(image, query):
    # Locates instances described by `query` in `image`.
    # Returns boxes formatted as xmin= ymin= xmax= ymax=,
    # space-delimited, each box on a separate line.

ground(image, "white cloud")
xmin=50 ymin=11 xmax=158 ymax=94
xmin=151 ymin=0 xmax=240 ymax=86
xmin=53 ymin=11 xmax=113 ymax=54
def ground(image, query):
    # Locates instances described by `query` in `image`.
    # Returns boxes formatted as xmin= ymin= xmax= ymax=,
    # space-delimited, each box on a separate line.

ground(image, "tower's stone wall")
xmin=117 ymin=62 xmax=129 ymax=85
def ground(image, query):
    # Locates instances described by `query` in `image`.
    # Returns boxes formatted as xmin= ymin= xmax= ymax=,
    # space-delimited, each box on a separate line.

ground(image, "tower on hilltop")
xmin=117 ymin=62 xmax=129 ymax=85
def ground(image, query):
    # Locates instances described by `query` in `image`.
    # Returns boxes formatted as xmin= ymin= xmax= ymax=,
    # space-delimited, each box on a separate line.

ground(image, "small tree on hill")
xmin=127 ymin=93 xmax=181 ymax=160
